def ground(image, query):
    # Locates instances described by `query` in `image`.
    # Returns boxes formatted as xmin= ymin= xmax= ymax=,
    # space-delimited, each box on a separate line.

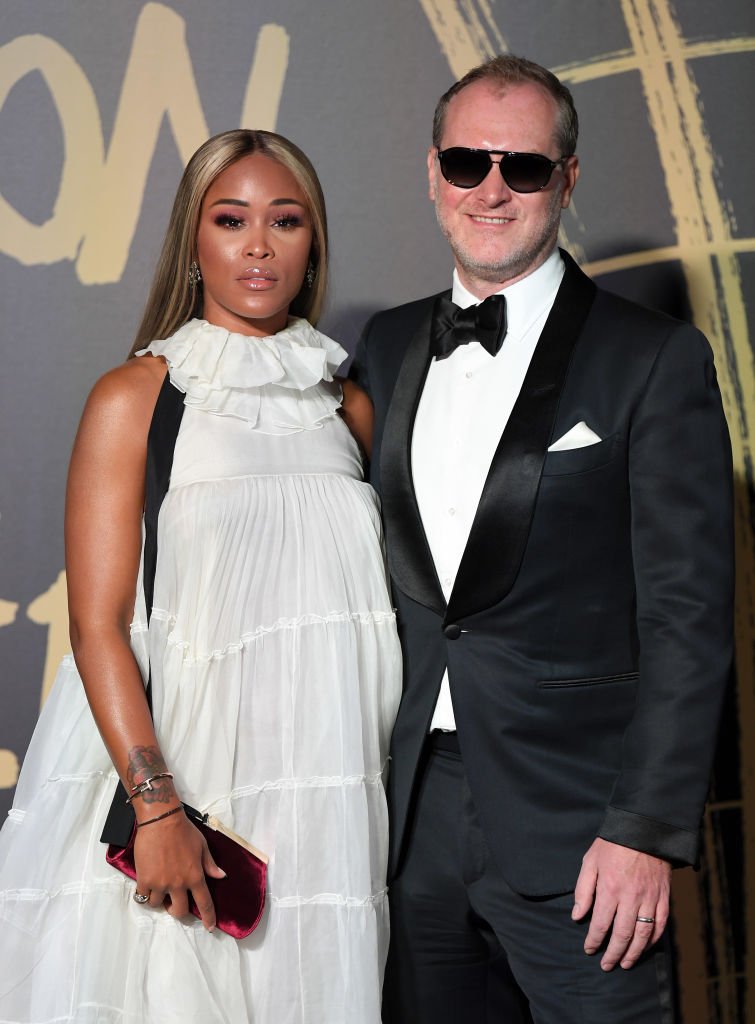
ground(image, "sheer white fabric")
xmin=0 ymin=319 xmax=402 ymax=1023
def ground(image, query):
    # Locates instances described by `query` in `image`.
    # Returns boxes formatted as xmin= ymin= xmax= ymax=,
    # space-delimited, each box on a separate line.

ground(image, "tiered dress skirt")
xmin=0 ymin=350 xmax=402 ymax=1023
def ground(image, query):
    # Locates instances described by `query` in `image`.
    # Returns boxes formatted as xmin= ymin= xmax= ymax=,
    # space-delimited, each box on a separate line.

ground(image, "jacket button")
xmin=443 ymin=624 xmax=462 ymax=640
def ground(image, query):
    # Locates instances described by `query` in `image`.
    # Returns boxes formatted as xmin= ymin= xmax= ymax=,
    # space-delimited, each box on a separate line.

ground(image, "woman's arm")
xmin=339 ymin=377 xmax=374 ymax=459
xmin=66 ymin=355 xmax=223 ymax=928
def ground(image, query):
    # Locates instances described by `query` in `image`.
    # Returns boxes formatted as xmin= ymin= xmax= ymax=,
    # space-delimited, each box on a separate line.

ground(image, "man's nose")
xmin=477 ymin=158 xmax=512 ymax=202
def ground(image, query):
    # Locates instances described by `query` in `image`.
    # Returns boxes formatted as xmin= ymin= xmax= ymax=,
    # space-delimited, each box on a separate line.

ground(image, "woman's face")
xmin=195 ymin=153 xmax=313 ymax=337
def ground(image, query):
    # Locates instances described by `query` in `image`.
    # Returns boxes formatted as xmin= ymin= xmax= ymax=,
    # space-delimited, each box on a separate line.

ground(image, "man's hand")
xmin=571 ymin=837 xmax=671 ymax=971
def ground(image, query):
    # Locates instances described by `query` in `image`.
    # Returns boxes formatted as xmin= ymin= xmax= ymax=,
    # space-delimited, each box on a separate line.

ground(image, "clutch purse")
xmin=105 ymin=803 xmax=268 ymax=939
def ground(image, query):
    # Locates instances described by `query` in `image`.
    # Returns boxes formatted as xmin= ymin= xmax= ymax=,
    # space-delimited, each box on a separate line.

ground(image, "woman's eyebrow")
xmin=209 ymin=197 xmax=306 ymax=208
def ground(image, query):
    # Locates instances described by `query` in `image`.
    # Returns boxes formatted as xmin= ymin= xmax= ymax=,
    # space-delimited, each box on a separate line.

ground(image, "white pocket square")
xmin=548 ymin=421 xmax=602 ymax=452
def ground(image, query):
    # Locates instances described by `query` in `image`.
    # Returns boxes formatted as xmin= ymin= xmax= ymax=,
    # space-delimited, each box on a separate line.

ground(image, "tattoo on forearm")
xmin=126 ymin=745 xmax=174 ymax=804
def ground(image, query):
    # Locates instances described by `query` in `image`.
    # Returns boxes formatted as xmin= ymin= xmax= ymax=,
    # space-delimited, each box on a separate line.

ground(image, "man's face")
xmin=428 ymin=80 xmax=579 ymax=297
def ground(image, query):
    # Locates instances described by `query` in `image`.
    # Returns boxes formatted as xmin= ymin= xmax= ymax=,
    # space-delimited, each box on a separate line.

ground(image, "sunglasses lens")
xmin=501 ymin=153 xmax=554 ymax=193
xmin=439 ymin=149 xmax=559 ymax=192
xmin=438 ymin=148 xmax=491 ymax=189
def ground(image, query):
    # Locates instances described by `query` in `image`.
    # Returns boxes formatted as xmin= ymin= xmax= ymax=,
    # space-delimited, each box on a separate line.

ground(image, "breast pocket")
xmin=542 ymin=433 xmax=620 ymax=477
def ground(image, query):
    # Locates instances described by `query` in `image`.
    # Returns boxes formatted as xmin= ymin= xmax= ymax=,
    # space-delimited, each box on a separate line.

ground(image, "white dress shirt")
xmin=411 ymin=249 xmax=565 ymax=731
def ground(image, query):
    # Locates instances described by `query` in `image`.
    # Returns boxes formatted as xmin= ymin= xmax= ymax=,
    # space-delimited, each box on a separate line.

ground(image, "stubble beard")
xmin=435 ymin=191 xmax=563 ymax=287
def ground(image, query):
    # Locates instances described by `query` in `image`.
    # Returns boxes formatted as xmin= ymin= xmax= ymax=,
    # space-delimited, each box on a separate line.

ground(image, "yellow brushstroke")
xmin=0 ymin=5 xmax=289 ymax=283
xmin=555 ymin=50 xmax=640 ymax=85
xmin=0 ymin=750 xmax=19 ymax=789
xmin=26 ymin=571 xmax=70 ymax=710
xmin=686 ymin=37 xmax=755 ymax=59
xmin=619 ymin=4 xmax=753 ymax=1016
xmin=418 ymin=3 xmax=753 ymax=1020
xmin=583 ymin=237 xmax=755 ymax=278
xmin=553 ymin=37 xmax=755 ymax=85
xmin=239 ymin=24 xmax=290 ymax=132
xmin=475 ymin=0 xmax=507 ymax=53
xmin=417 ymin=0 xmax=503 ymax=79
xmin=0 ymin=601 xmax=22 ymax=790
xmin=75 ymin=3 xmax=210 ymax=284
xmin=0 ymin=599 xmax=18 ymax=628
xmin=0 ymin=35 xmax=104 ymax=265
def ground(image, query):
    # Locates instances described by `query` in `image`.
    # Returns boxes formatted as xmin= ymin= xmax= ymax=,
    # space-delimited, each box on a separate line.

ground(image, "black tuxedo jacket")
xmin=351 ymin=252 xmax=734 ymax=896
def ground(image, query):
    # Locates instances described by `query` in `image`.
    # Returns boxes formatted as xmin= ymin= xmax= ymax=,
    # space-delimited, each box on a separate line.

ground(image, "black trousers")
xmin=382 ymin=736 xmax=675 ymax=1024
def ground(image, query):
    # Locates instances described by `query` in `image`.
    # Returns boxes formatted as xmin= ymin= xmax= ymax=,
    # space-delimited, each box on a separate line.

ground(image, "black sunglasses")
xmin=437 ymin=147 xmax=566 ymax=193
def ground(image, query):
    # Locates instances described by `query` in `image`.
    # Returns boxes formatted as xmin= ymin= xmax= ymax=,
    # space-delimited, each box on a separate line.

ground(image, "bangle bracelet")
xmin=126 ymin=772 xmax=174 ymax=804
xmin=136 ymin=805 xmax=184 ymax=828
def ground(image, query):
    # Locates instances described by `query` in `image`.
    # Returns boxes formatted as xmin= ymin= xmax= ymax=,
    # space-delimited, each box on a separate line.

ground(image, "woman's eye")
xmin=214 ymin=213 xmax=245 ymax=229
xmin=273 ymin=214 xmax=303 ymax=230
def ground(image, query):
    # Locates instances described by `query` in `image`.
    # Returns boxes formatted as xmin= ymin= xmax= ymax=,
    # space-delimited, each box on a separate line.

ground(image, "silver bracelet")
xmin=125 ymin=771 xmax=174 ymax=804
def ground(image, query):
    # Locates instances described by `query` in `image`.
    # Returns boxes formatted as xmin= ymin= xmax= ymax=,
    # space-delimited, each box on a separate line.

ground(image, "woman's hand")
xmin=133 ymin=807 xmax=226 ymax=931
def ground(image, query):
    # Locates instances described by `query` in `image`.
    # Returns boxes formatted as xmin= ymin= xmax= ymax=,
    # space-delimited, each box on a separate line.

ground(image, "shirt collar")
xmin=451 ymin=249 xmax=565 ymax=337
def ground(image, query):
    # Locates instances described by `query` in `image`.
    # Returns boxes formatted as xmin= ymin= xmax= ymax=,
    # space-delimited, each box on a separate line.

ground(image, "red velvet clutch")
xmin=106 ymin=803 xmax=268 ymax=939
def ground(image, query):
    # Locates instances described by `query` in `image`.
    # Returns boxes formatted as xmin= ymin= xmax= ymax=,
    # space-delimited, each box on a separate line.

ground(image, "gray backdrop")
xmin=1 ymin=2 xmax=753 ymax=1020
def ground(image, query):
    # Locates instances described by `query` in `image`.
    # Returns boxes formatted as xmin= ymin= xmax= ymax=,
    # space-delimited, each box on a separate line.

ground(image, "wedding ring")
xmin=636 ymin=915 xmax=655 ymax=924
xmin=133 ymin=891 xmax=150 ymax=905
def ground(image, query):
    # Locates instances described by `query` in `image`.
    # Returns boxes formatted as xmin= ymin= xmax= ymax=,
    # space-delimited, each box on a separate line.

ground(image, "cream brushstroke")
xmin=619 ymin=2 xmax=751 ymax=1020
xmin=553 ymin=37 xmax=755 ymax=85
xmin=583 ymin=237 xmax=755 ymax=278
xmin=417 ymin=0 xmax=503 ymax=78
xmin=476 ymin=0 xmax=507 ymax=53
xmin=0 ymin=35 xmax=104 ymax=265
xmin=558 ymin=222 xmax=586 ymax=266
xmin=0 ymin=4 xmax=288 ymax=283
xmin=685 ymin=36 xmax=755 ymax=58
xmin=0 ymin=599 xmax=18 ymax=628
xmin=26 ymin=571 xmax=69 ymax=710
xmin=417 ymin=2 xmax=598 ymax=265
xmin=0 ymin=750 xmax=19 ymax=789
xmin=240 ymin=24 xmax=290 ymax=131
xmin=0 ymin=603 xmax=21 ymax=788
xmin=418 ymin=3 xmax=752 ymax=1019
xmin=75 ymin=3 xmax=209 ymax=284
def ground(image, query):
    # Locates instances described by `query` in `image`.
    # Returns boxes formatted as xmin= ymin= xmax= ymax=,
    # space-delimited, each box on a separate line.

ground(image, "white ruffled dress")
xmin=0 ymin=319 xmax=402 ymax=1024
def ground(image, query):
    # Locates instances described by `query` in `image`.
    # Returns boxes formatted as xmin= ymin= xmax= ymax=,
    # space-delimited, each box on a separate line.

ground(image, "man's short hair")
xmin=432 ymin=54 xmax=579 ymax=157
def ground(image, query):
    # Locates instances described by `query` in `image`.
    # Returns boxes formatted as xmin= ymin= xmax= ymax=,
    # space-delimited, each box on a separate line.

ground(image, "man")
xmin=351 ymin=56 xmax=733 ymax=1022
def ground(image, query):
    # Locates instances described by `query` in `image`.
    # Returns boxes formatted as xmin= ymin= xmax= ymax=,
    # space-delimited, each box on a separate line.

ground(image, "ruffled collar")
xmin=137 ymin=318 xmax=348 ymax=434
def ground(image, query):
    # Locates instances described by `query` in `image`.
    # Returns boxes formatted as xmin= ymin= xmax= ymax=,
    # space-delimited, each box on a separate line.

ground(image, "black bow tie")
xmin=430 ymin=293 xmax=507 ymax=360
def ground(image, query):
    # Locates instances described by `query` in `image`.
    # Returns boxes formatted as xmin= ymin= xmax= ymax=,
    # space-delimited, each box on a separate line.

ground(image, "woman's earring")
xmin=305 ymin=262 xmax=315 ymax=288
xmin=189 ymin=260 xmax=202 ymax=286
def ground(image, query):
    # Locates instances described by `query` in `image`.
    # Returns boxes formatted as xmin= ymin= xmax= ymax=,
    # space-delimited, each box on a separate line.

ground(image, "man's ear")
xmin=427 ymin=147 xmax=438 ymax=201
xmin=560 ymin=155 xmax=580 ymax=209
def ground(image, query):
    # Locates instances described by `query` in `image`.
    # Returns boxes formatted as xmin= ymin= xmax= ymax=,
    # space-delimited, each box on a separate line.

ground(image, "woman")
xmin=0 ymin=129 xmax=401 ymax=1023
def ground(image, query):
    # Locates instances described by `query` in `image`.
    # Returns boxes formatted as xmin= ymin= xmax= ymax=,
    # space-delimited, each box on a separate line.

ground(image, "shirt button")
xmin=444 ymin=577 xmax=452 ymax=587
xmin=448 ymin=507 xmax=456 ymax=516
xmin=465 ymin=371 xmax=473 ymax=379
xmin=443 ymin=624 xmax=462 ymax=640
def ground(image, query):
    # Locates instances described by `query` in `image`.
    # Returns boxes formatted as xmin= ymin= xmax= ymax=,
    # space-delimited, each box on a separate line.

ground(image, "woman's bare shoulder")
xmin=84 ymin=354 xmax=168 ymax=423
xmin=72 ymin=355 xmax=169 ymax=459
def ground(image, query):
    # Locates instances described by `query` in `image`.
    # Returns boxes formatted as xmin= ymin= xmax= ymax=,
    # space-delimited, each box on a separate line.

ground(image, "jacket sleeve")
xmin=597 ymin=323 xmax=734 ymax=865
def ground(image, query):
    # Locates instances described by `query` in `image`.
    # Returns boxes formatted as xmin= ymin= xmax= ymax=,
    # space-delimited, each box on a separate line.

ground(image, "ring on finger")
xmin=636 ymin=915 xmax=655 ymax=924
xmin=133 ymin=891 xmax=150 ymax=905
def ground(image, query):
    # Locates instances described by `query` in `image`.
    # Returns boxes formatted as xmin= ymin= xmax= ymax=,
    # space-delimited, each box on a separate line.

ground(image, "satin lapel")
xmin=447 ymin=254 xmax=597 ymax=621
xmin=379 ymin=296 xmax=447 ymax=615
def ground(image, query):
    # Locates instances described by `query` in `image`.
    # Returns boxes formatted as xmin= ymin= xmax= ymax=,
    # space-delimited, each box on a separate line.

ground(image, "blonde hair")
xmin=129 ymin=129 xmax=328 ymax=356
